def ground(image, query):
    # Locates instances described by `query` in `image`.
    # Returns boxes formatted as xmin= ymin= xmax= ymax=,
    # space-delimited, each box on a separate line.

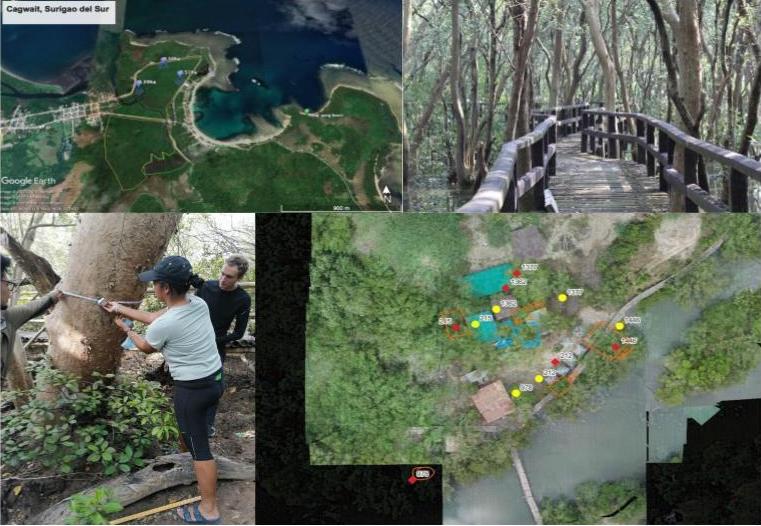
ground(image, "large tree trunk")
xmin=45 ymin=214 xmax=180 ymax=379
xmin=582 ymin=0 xmax=617 ymax=147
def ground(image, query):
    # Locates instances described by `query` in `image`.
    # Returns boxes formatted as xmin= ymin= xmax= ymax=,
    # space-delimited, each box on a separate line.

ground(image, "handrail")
xmin=458 ymin=117 xmax=557 ymax=213
xmin=581 ymin=109 xmax=761 ymax=212
xmin=459 ymin=103 xmax=598 ymax=213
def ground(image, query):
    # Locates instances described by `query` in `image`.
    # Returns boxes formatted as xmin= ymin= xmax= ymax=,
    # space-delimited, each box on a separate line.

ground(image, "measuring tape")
xmin=61 ymin=291 xmax=142 ymax=306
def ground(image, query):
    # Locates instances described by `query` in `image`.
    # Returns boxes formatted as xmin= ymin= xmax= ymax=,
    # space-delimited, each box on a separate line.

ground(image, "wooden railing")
xmin=459 ymin=103 xmax=600 ymax=213
xmin=581 ymin=109 xmax=761 ymax=212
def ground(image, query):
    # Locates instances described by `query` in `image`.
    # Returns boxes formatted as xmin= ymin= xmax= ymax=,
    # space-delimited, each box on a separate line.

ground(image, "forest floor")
xmin=0 ymin=351 xmax=255 ymax=525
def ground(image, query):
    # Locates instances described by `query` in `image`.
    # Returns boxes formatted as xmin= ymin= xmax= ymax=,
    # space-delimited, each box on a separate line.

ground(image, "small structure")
xmin=461 ymin=370 xmax=488 ymax=384
xmin=444 ymin=435 xmax=460 ymax=453
xmin=494 ymin=295 xmax=519 ymax=321
xmin=471 ymin=380 xmax=516 ymax=423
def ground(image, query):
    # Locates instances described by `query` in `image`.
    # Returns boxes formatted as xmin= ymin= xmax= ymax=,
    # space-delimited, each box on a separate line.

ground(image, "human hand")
xmin=114 ymin=316 xmax=130 ymax=332
xmin=100 ymin=300 xmax=119 ymax=314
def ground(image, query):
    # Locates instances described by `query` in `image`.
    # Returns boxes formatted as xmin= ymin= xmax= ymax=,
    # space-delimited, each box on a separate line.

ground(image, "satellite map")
xmin=0 ymin=0 xmax=402 ymax=212
xmin=305 ymin=212 xmax=761 ymax=524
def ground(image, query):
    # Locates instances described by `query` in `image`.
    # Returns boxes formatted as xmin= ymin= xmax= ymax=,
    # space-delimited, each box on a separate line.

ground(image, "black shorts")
xmin=174 ymin=369 xmax=224 ymax=461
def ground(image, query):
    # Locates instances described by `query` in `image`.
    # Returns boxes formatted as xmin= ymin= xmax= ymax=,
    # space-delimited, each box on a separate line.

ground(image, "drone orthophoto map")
xmin=1 ymin=0 xmax=402 ymax=212
xmin=305 ymin=213 xmax=761 ymax=524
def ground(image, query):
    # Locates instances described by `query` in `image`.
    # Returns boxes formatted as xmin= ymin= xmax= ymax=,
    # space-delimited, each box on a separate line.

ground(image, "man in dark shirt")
xmin=195 ymin=255 xmax=251 ymax=436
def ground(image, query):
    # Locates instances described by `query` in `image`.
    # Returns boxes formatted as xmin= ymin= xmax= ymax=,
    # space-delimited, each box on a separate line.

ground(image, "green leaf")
xmin=101 ymin=501 xmax=123 ymax=514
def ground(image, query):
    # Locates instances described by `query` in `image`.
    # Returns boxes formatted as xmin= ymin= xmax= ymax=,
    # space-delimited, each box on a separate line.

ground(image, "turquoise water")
xmin=464 ymin=264 xmax=513 ymax=297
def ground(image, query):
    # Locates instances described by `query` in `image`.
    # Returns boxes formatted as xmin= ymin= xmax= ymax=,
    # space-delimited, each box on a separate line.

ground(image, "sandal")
xmin=177 ymin=502 xmax=221 ymax=524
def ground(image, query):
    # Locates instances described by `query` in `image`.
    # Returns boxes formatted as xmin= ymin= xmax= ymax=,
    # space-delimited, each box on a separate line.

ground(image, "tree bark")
xmin=450 ymin=0 xmax=469 ymax=186
xmin=45 ymin=214 xmax=180 ymax=379
xmin=550 ymin=7 xmax=564 ymax=107
xmin=32 ymin=454 xmax=255 ymax=525
xmin=504 ymin=0 xmax=540 ymax=141
xmin=0 ymin=227 xmax=60 ymax=294
xmin=582 ymin=0 xmax=617 ymax=122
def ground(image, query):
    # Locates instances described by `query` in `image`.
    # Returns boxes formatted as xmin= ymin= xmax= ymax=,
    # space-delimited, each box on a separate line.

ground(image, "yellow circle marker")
xmin=492 ymin=305 xmax=502 ymax=314
xmin=511 ymin=389 xmax=521 ymax=398
xmin=534 ymin=374 xmax=544 ymax=383
xmin=557 ymin=293 xmax=568 ymax=303
xmin=615 ymin=321 xmax=625 ymax=331
xmin=470 ymin=320 xmax=481 ymax=329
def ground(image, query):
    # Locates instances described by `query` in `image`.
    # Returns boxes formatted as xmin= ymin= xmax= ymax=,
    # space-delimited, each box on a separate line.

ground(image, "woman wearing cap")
xmin=101 ymin=256 xmax=223 ymax=524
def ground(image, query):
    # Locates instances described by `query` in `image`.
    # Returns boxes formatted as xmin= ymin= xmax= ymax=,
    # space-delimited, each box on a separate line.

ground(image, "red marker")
xmin=502 ymin=284 xmax=511 ymax=292
xmin=513 ymin=269 xmax=522 ymax=277
xmin=611 ymin=343 xmax=621 ymax=351
xmin=452 ymin=323 xmax=461 ymax=332
xmin=551 ymin=357 xmax=560 ymax=366
xmin=408 ymin=467 xmax=435 ymax=485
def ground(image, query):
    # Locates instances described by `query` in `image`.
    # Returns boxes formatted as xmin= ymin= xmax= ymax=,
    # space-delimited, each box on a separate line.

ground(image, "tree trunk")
xmin=505 ymin=0 xmax=540 ymax=141
xmin=550 ymin=8 xmax=564 ymax=107
xmin=46 ymin=214 xmax=180 ymax=379
xmin=450 ymin=0 xmax=469 ymax=187
xmin=32 ymin=454 xmax=254 ymax=525
xmin=0 ymin=226 xmax=60 ymax=294
xmin=582 ymin=0 xmax=617 ymax=142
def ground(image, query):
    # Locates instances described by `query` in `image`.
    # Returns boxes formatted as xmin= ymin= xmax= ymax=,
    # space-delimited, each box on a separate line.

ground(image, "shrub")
xmin=1 ymin=362 xmax=178 ymax=476
xmin=66 ymin=488 xmax=123 ymax=525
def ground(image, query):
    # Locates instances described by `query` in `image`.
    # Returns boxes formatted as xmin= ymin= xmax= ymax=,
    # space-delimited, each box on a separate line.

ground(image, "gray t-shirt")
xmin=145 ymin=294 xmax=222 ymax=381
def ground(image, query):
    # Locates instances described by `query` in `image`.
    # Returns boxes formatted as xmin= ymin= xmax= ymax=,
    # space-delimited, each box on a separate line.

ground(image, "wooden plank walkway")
xmin=511 ymin=448 xmax=543 ymax=525
xmin=550 ymin=134 xmax=671 ymax=212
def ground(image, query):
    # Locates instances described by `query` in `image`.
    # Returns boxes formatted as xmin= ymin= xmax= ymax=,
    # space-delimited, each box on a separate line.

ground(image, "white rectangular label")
xmin=2 ymin=1 xmax=116 ymax=24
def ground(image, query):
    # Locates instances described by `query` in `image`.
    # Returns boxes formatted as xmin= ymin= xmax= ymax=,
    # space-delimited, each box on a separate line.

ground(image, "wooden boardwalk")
xmin=550 ymin=134 xmax=671 ymax=212
xmin=511 ymin=448 xmax=543 ymax=525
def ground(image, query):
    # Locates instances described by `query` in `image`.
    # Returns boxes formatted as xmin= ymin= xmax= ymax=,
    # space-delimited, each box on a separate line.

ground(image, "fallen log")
xmin=32 ymin=454 xmax=255 ymax=524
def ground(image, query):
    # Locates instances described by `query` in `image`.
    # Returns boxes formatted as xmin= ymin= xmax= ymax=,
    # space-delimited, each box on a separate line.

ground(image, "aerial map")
xmin=1 ymin=0 xmax=402 ymax=212
xmin=305 ymin=213 xmax=761 ymax=524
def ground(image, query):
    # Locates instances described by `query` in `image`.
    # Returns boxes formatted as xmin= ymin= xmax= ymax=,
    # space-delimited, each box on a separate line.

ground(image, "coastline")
xmin=318 ymin=65 xmax=402 ymax=127
xmin=129 ymin=30 xmax=240 ymax=92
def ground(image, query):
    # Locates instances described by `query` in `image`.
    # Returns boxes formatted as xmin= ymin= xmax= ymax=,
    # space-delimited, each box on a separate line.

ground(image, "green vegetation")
xmin=656 ymin=289 xmax=761 ymax=405
xmin=187 ymin=142 xmax=354 ymax=212
xmin=483 ymin=215 xmax=512 ymax=247
xmin=661 ymin=258 xmax=730 ymax=308
xmin=130 ymin=194 xmax=166 ymax=212
xmin=1 ymin=364 xmax=177 ymax=477
xmin=307 ymin=215 xmax=534 ymax=490
xmin=700 ymin=214 xmax=761 ymax=260
xmin=351 ymin=213 xmax=470 ymax=290
xmin=103 ymin=116 xmax=181 ymax=189
xmin=540 ymin=479 xmax=646 ymax=524
xmin=67 ymin=488 xmax=123 ymax=525
xmin=0 ymin=123 xmax=75 ymax=209
xmin=592 ymin=215 xmax=662 ymax=307
xmin=89 ymin=31 xmax=122 ymax=94
xmin=114 ymin=57 xmax=200 ymax=119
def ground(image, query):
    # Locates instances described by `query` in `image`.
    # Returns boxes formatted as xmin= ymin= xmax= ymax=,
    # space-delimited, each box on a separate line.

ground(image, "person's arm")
xmin=216 ymin=296 xmax=251 ymax=345
xmin=114 ymin=317 xmax=158 ymax=354
xmin=5 ymin=290 xmax=63 ymax=327
xmin=101 ymin=302 xmax=166 ymax=324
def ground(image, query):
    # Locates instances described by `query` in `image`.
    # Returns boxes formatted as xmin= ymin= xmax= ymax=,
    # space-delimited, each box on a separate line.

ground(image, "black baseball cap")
xmin=138 ymin=256 xmax=193 ymax=285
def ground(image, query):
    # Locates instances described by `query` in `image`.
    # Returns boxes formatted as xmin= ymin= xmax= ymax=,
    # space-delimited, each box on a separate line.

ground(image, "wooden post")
xmin=728 ymin=169 xmax=749 ymax=212
xmin=646 ymin=123 xmax=655 ymax=177
xmin=635 ymin=119 xmax=645 ymax=164
xmin=531 ymin=136 xmax=545 ymax=210
xmin=658 ymin=129 xmax=668 ymax=192
xmin=607 ymin=114 xmax=617 ymax=159
xmin=502 ymin=164 xmax=519 ymax=212
xmin=581 ymin=112 xmax=588 ymax=152
xmin=548 ymin=122 xmax=557 ymax=178
xmin=683 ymin=147 xmax=699 ymax=212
